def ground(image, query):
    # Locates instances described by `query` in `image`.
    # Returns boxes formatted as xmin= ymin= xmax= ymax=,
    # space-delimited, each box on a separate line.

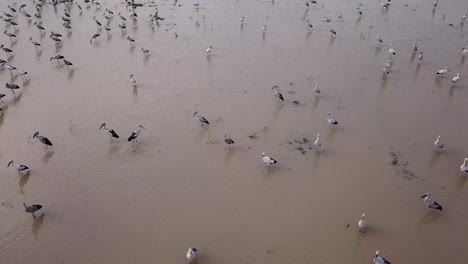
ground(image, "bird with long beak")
xmin=7 ymin=160 xmax=29 ymax=176
xmin=128 ymin=125 xmax=145 ymax=144
xmin=420 ymin=193 xmax=443 ymax=212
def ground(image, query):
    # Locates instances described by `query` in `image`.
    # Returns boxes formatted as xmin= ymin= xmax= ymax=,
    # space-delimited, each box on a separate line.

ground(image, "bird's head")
xmin=130 ymin=74 xmax=134 ymax=78
xmin=262 ymin=152 xmax=265 ymax=156
xmin=193 ymin=111 xmax=198 ymax=117
xmin=328 ymin=112 xmax=332 ymax=115
xmin=100 ymin=123 xmax=106 ymax=130
xmin=7 ymin=160 xmax=13 ymax=167
xmin=139 ymin=125 xmax=145 ymax=129
xmin=33 ymin=22 xmax=37 ymax=25
xmin=446 ymin=67 xmax=450 ymax=71
xmin=272 ymin=85 xmax=278 ymax=90
xmin=317 ymin=133 xmax=320 ymax=138
xmin=420 ymin=193 xmax=430 ymax=199
xmin=33 ymin=131 xmax=39 ymax=138
xmin=361 ymin=213 xmax=365 ymax=219
xmin=29 ymin=37 xmax=32 ymax=41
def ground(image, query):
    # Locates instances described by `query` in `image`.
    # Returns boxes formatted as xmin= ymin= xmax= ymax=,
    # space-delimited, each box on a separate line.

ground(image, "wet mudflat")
xmin=0 ymin=0 xmax=467 ymax=263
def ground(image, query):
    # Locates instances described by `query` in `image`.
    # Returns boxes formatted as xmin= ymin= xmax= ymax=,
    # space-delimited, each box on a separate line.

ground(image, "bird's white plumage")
xmin=358 ymin=213 xmax=368 ymax=231
xmin=262 ymin=152 xmax=277 ymax=165
xmin=436 ymin=67 xmax=449 ymax=75
xmin=451 ymin=73 xmax=460 ymax=83
xmin=460 ymin=158 xmax=468 ymax=174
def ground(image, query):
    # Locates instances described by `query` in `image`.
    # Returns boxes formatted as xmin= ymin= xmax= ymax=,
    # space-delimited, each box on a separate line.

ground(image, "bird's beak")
xmin=140 ymin=125 xmax=146 ymax=129
xmin=420 ymin=194 xmax=427 ymax=198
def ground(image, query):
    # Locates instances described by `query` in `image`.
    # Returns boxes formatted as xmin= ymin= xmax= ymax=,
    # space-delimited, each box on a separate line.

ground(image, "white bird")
xmin=262 ymin=25 xmax=267 ymax=31
xmin=7 ymin=160 xmax=29 ymax=176
xmin=460 ymin=158 xmax=468 ymax=174
xmin=413 ymin=42 xmax=418 ymax=53
xmin=272 ymin=85 xmax=284 ymax=101
xmin=129 ymin=74 xmax=137 ymax=87
xmin=376 ymin=33 xmax=382 ymax=44
xmin=206 ymin=45 xmax=212 ymax=53
xmin=314 ymin=133 xmax=321 ymax=150
xmin=433 ymin=135 xmax=444 ymax=149
xmin=262 ymin=152 xmax=277 ymax=166
xmin=388 ymin=43 xmax=396 ymax=56
xmin=240 ymin=16 xmax=244 ymax=22
xmin=374 ymin=250 xmax=391 ymax=264
xmin=327 ymin=112 xmax=338 ymax=125
xmin=463 ymin=46 xmax=468 ymax=55
xmin=451 ymin=73 xmax=460 ymax=83
xmin=100 ymin=123 xmax=119 ymax=140
xmin=436 ymin=67 xmax=449 ymax=76
xmin=314 ymin=83 xmax=320 ymax=95
xmin=128 ymin=125 xmax=145 ymax=143
xmin=418 ymin=51 xmax=423 ymax=61
xmin=193 ymin=111 xmax=209 ymax=126
xmin=420 ymin=193 xmax=443 ymax=211
xmin=358 ymin=213 xmax=368 ymax=232
xmin=186 ymin=247 xmax=198 ymax=263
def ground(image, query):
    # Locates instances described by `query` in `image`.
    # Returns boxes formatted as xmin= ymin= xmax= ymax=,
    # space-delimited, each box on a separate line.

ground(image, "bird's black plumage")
xmin=23 ymin=203 xmax=42 ymax=214
xmin=109 ymin=129 xmax=119 ymax=138
xmin=429 ymin=202 xmax=443 ymax=211
xmin=128 ymin=132 xmax=137 ymax=141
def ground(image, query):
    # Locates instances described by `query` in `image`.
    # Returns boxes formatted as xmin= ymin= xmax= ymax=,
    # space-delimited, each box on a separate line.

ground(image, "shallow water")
xmin=0 ymin=0 xmax=467 ymax=263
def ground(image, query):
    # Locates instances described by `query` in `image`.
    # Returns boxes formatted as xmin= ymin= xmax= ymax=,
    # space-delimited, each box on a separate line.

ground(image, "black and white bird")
xmin=224 ymin=133 xmax=234 ymax=148
xmin=262 ymin=152 xmax=277 ymax=166
xmin=388 ymin=43 xmax=396 ymax=56
xmin=18 ymin=70 xmax=28 ymax=81
xmin=433 ymin=135 xmax=444 ymax=150
xmin=23 ymin=203 xmax=42 ymax=217
xmin=29 ymin=37 xmax=41 ymax=47
xmin=33 ymin=131 xmax=53 ymax=149
xmin=418 ymin=51 xmax=423 ymax=62
xmin=129 ymin=74 xmax=137 ymax=87
xmin=330 ymin=29 xmax=337 ymax=36
xmin=412 ymin=41 xmax=418 ymax=53
xmin=5 ymin=64 xmax=17 ymax=75
xmin=0 ymin=44 xmax=13 ymax=56
xmin=436 ymin=67 xmax=449 ymax=76
xmin=314 ymin=133 xmax=321 ymax=150
xmin=63 ymin=59 xmax=73 ymax=69
xmin=141 ymin=48 xmax=149 ymax=55
xmin=50 ymin=31 xmax=63 ymax=38
xmin=128 ymin=125 xmax=145 ymax=143
xmin=451 ymin=73 xmax=460 ymax=84
xmin=186 ymin=247 xmax=198 ymax=263
xmin=33 ymin=22 xmax=45 ymax=32
xmin=420 ymin=193 xmax=443 ymax=211
xmin=93 ymin=16 xmax=102 ymax=27
xmin=463 ymin=46 xmax=468 ymax=56
xmin=5 ymin=83 xmax=20 ymax=94
xmin=327 ymin=112 xmax=338 ymax=125
xmin=206 ymin=45 xmax=212 ymax=53
xmin=460 ymin=158 xmax=468 ymax=174
xmin=127 ymin=36 xmax=135 ymax=45
xmin=376 ymin=33 xmax=383 ymax=44
xmin=7 ymin=160 xmax=29 ymax=176
xmin=90 ymin=33 xmax=100 ymax=43
xmin=50 ymin=55 xmax=64 ymax=62
xmin=100 ymin=123 xmax=119 ymax=140
xmin=193 ymin=111 xmax=209 ymax=126
xmin=374 ymin=250 xmax=391 ymax=264
xmin=272 ymin=85 xmax=284 ymax=101
xmin=0 ymin=93 xmax=5 ymax=101
xmin=358 ymin=213 xmax=368 ymax=232
xmin=314 ymin=83 xmax=321 ymax=95
xmin=4 ymin=30 xmax=16 ymax=40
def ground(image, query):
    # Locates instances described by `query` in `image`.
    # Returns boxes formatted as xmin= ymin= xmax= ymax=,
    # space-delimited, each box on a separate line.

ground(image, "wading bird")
xmin=460 ymin=158 xmax=468 ymax=174
xmin=436 ymin=67 xmax=449 ymax=76
xmin=5 ymin=83 xmax=20 ymax=94
xmin=90 ymin=33 xmax=100 ymax=43
xmin=129 ymin=74 xmax=137 ymax=87
xmin=23 ymin=202 xmax=42 ymax=217
xmin=100 ymin=123 xmax=119 ymax=141
xmin=451 ymin=73 xmax=460 ymax=84
xmin=128 ymin=125 xmax=145 ymax=143
xmin=193 ymin=111 xmax=209 ymax=126
xmin=33 ymin=131 xmax=53 ymax=150
xmin=388 ymin=44 xmax=396 ymax=56
xmin=186 ymin=247 xmax=198 ymax=263
xmin=262 ymin=152 xmax=277 ymax=166
xmin=272 ymin=85 xmax=284 ymax=101
xmin=358 ymin=213 xmax=368 ymax=232
xmin=374 ymin=250 xmax=391 ymax=264
xmin=433 ymin=135 xmax=444 ymax=150
xmin=420 ymin=193 xmax=443 ymax=211
xmin=327 ymin=112 xmax=338 ymax=125
xmin=7 ymin=160 xmax=29 ymax=176
xmin=224 ymin=133 xmax=234 ymax=148
xmin=314 ymin=133 xmax=321 ymax=150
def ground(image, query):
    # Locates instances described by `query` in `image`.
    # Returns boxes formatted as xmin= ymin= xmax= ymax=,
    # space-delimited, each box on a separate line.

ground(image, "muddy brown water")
xmin=0 ymin=0 xmax=467 ymax=263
